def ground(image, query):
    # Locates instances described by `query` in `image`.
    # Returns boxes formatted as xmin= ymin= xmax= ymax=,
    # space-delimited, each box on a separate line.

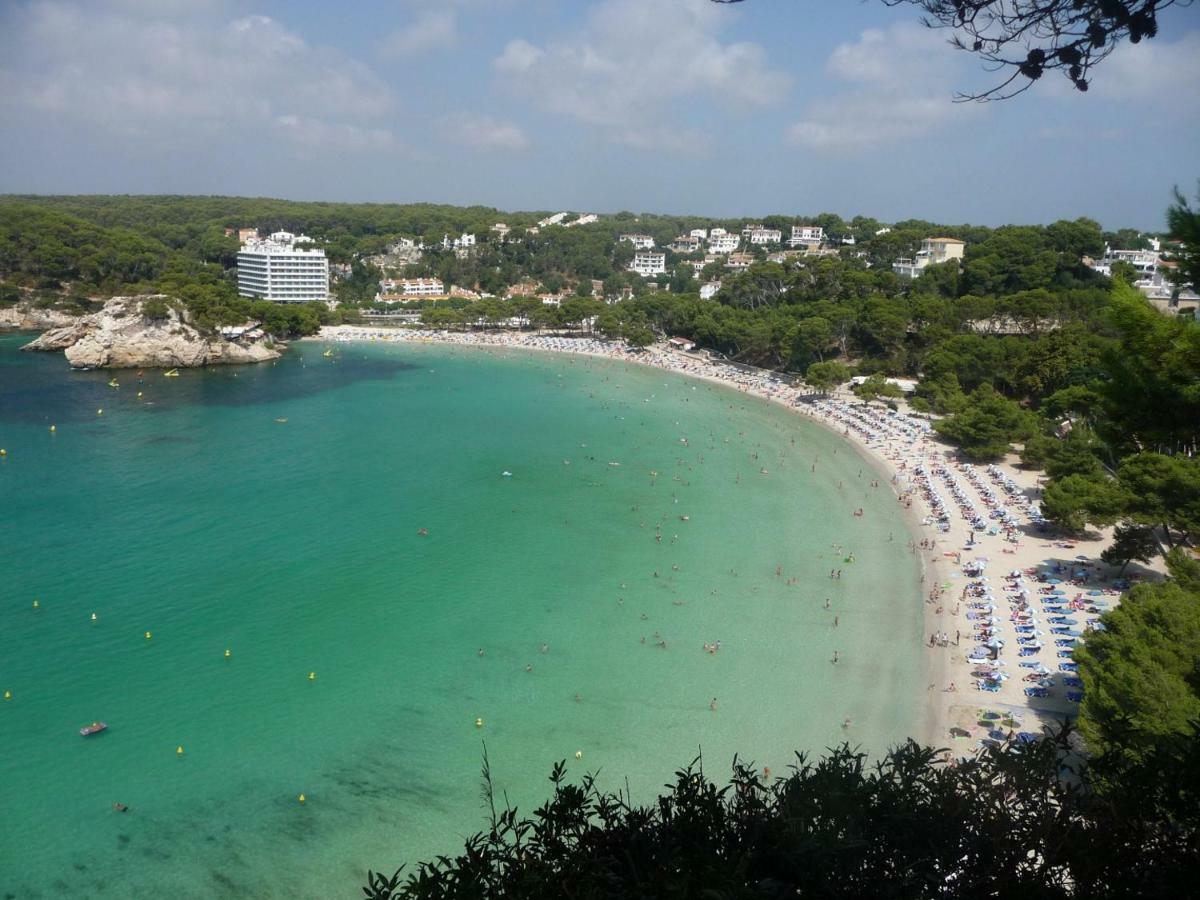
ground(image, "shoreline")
xmin=314 ymin=325 xmax=1146 ymax=754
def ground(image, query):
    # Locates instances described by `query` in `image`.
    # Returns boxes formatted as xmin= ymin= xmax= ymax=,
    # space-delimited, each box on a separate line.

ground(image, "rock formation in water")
xmin=19 ymin=296 xmax=282 ymax=368
xmin=0 ymin=305 xmax=81 ymax=331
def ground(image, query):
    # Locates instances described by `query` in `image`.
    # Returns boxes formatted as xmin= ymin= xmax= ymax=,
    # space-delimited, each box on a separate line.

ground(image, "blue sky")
xmin=0 ymin=0 xmax=1197 ymax=228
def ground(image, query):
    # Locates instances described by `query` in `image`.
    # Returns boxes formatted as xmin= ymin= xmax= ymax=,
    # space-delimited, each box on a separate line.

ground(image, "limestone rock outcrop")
xmin=0 ymin=306 xmax=81 ymax=331
xmin=20 ymin=296 xmax=282 ymax=368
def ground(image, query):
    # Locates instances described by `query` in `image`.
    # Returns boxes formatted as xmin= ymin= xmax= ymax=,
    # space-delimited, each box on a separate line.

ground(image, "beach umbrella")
xmin=1075 ymin=555 xmax=1090 ymax=561
xmin=1016 ymin=732 xmax=1039 ymax=744
xmin=986 ymin=638 xmax=1005 ymax=648
xmin=1047 ymin=578 xmax=1062 ymax=584
xmin=1088 ymin=590 xmax=1103 ymax=596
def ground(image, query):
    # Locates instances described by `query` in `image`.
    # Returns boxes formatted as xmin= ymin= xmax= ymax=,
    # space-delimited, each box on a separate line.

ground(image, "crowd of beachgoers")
xmin=317 ymin=325 xmax=1140 ymax=752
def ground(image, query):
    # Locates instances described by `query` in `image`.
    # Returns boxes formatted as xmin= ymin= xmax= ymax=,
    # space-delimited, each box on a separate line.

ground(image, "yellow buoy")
xmin=308 ymin=672 xmax=316 ymax=681
xmin=575 ymin=750 xmax=583 ymax=760
xmin=3 ymin=690 xmax=11 ymax=701
xmin=145 ymin=631 xmax=153 ymax=640
xmin=298 ymin=793 xmax=306 ymax=804
xmin=224 ymin=648 xmax=232 ymax=659
xmin=49 ymin=425 xmax=56 ymax=432
xmin=0 ymin=449 xmax=7 ymax=457
xmin=475 ymin=717 xmax=483 ymax=728
xmin=176 ymin=745 xmax=185 ymax=756
xmin=32 ymin=599 xmax=39 ymax=609
xmin=91 ymin=612 xmax=98 ymax=622
xmin=137 ymin=392 xmax=143 ymax=398
xmin=97 ymin=409 xmax=103 ymax=415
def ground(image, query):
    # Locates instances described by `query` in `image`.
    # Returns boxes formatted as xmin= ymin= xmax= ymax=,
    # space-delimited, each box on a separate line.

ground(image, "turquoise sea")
xmin=0 ymin=333 xmax=922 ymax=898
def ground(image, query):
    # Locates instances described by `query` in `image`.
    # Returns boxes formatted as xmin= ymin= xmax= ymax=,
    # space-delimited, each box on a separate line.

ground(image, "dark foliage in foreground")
xmin=364 ymin=726 xmax=1199 ymax=899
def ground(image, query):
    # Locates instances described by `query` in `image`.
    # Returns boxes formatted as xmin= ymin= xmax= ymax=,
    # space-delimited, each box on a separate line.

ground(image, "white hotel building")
xmin=237 ymin=231 xmax=329 ymax=304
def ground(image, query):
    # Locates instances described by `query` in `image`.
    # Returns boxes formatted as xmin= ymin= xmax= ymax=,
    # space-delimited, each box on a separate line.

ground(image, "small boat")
xmin=501 ymin=471 xmax=513 ymax=477
xmin=608 ymin=461 xmax=620 ymax=467
xmin=163 ymin=369 xmax=179 ymax=377
xmin=80 ymin=721 xmax=107 ymax=737
xmin=322 ymin=349 xmax=334 ymax=358
xmin=274 ymin=417 xmax=288 ymax=424
xmin=107 ymin=379 xmax=119 ymax=388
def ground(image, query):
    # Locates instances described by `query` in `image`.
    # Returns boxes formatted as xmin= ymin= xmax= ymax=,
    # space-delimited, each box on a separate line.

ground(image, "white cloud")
xmin=493 ymin=0 xmax=790 ymax=150
xmin=787 ymin=23 xmax=976 ymax=153
xmin=1083 ymin=29 xmax=1200 ymax=101
xmin=0 ymin=3 xmax=398 ymax=155
xmin=274 ymin=116 xmax=398 ymax=153
xmin=441 ymin=113 xmax=530 ymax=151
xmin=379 ymin=10 xmax=458 ymax=58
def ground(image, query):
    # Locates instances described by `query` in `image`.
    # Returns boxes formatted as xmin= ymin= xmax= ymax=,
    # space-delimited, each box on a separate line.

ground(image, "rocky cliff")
xmin=20 ymin=296 xmax=282 ymax=368
xmin=0 ymin=305 xmax=81 ymax=331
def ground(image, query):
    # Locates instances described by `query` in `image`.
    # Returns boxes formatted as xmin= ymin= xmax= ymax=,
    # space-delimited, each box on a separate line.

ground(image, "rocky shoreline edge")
xmin=4 ymin=296 xmax=282 ymax=369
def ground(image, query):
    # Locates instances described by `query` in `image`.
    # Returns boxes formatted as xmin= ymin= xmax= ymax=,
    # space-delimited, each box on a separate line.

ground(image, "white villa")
xmin=629 ymin=250 xmax=667 ymax=277
xmin=708 ymin=232 xmax=740 ymax=254
xmin=1086 ymin=244 xmax=1199 ymax=310
xmin=699 ymin=281 xmax=722 ymax=299
xmin=747 ymin=227 xmax=783 ymax=245
xmin=786 ymin=225 xmax=824 ymax=249
xmin=236 ymin=231 xmax=329 ymax=304
xmin=892 ymin=237 xmax=966 ymax=278
xmin=620 ymin=233 xmax=656 ymax=250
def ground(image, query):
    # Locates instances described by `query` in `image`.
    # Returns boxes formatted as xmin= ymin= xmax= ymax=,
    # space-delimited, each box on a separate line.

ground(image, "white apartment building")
xmin=620 ymin=233 xmax=656 ymax=250
xmin=786 ymin=225 xmax=824 ymax=249
xmin=538 ymin=212 xmax=570 ymax=227
xmin=725 ymin=252 xmax=754 ymax=271
xmin=690 ymin=229 xmax=708 ymax=240
xmin=1086 ymin=245 xmax=1199 ymax=308
xmin=629 ymin=250 xmax=667 ymax=277
xmin=699 ymin=280 xmax=722 ymax=300
xmin=379 ymin=277 xmax=445 ymax=297
xmin=748 ymin=227 xmax=783 ymax=245
xmin=566 ymin=214 xmax=598 ymax=227
xmin=670 ymin=235 xmax=702 ymax=253
xmin=237 ymin=231 xmax=329 ymax=304
xmin=892 ymin=237 xmax=966 ymax=279
xmin=708 ymin=233 xmax=740 ymax=254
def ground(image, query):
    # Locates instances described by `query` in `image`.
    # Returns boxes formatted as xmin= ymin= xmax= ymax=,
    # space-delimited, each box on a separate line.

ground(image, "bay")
xmin=0 ymin=334 xmax=922 ymax=898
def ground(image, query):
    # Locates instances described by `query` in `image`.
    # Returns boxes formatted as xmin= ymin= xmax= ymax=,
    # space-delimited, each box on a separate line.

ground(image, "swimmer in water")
xmin=477 ymin=648 xmax=485 ymax=657
xmin=710 ymin=697 xmax=718 ymax=711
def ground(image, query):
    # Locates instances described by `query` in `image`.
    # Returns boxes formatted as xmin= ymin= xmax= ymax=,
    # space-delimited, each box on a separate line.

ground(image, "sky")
xmin=0 ymin=0 xmax=1197 ymax=229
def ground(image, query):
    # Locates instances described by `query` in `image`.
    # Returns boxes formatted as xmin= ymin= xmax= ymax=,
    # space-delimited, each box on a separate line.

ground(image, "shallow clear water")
xmin=0 ymin=334 xmax=922 ymax=898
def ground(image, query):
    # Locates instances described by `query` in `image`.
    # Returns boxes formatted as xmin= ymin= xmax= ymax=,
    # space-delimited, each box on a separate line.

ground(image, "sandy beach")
xmin=316 ymin=324 xmax=1154 ymax=754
